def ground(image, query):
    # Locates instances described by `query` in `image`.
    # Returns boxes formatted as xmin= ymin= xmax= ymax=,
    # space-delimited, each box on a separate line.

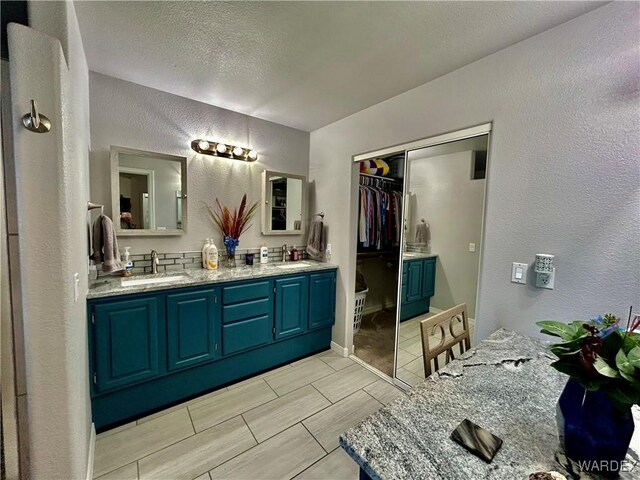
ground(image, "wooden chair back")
xmin=420 ymin=304 xmax=471 ymax=377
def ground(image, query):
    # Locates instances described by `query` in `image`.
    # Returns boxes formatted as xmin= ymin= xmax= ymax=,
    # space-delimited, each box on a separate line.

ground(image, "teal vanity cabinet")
xmin=308 ymin=272 xmax=337 ymax=330
xmin=167 ymin=288 xmax=220 ymax=371
xmin=400 ymin=256 xmax=436 ymax=321
xmin=92 ymin=297 xmax=161 ymax=393
xmin=88 ymin=268 xmax=337 ymax=430
xmin=275 ymin=275 xmax=309 ymax=339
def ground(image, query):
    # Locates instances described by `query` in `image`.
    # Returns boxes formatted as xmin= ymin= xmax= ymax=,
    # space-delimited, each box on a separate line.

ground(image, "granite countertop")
xmin=340 ymin=329 xmax=640 ymax=480
xmin=87 ymin=260 xmax=337 ymax=299
xmin=403 ymin=252 xmax=438 ymax=260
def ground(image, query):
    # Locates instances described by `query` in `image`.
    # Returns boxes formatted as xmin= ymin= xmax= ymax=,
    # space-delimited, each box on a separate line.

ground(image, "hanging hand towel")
xmin=91 ymin=214 xmax=123 ymax=274
xmin=307 ymin=215 xmax=325 ymax=259
xmin=415 ymin=221 xmax=429 ymax=245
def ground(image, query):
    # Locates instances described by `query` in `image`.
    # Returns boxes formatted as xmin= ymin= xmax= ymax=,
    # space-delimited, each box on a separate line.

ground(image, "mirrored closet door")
xmin=395 ymin=134 xmax=489 ymax=387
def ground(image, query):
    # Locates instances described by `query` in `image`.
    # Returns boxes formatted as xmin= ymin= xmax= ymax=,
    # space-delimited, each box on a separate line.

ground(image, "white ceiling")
xmin=75 ymin=1 xmax=606 ymax=132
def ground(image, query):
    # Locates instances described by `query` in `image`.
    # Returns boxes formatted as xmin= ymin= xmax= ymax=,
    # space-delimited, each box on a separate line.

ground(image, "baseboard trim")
xmin=429 ymin=306 xmax=443 ymax=314
xmin=86 ymin=423 xmax=96 ymax=480
xmin=330 ymin=341 xmax=350 ymax=357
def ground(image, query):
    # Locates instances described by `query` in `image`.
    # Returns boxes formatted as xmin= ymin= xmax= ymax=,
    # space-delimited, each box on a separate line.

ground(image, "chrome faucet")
xmin=150 ymin=250 xmax=159 ymax=274
xmin=281 ymin=244 xmax=291 ymax=263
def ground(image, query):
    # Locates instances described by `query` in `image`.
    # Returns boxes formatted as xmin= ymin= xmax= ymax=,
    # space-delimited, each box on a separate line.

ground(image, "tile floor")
xmin=396 ymin=312 xmax=476 ymax=386
xmin=93 ymin=350 xmax=405 ymax=480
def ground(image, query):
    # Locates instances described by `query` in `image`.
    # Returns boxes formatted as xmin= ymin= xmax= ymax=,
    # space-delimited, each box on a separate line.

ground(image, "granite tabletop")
xmin=87 ymin=260 xmax=337 ymax=299
xmin=340 ymin=329 xmax=640 ymax=480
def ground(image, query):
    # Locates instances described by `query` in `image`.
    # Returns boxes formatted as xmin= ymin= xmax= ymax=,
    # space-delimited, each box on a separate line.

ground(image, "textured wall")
xmin=9 ymin=0 xmax=92 ymax=478
xmin=89 ymin=72 xmax=310 ymax=255
xmin=310 ymin=2 xmax=640 ymax=349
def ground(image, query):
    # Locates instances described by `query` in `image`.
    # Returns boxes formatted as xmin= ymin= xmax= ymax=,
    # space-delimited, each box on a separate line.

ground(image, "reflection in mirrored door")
xmin=395 ymin=134 xmax=489 ymax=387
xmin=352 ymin=154 xmax=405 ymax=377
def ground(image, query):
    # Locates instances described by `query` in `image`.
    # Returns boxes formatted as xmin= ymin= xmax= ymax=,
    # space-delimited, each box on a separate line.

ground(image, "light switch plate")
xmin=511 ymin=262 xmax=527 ymax=284
xmin=73 ymin=273 xmax=80 ymax=302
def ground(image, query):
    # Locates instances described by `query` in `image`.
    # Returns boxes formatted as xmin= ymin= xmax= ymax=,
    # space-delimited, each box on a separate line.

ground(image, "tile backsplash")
xmin=96 ymin=245 xmax=310 ymax=277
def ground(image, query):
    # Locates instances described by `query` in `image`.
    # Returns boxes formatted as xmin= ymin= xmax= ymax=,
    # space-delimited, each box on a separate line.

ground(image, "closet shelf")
xmin=359 ymin=173 xmax=403 ymax=183
xmin=357 ymin=250 xmax=400 ymax=259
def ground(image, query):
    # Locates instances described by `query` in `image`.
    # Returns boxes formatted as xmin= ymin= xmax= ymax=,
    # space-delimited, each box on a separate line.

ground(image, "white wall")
xmin=8 ymin=0 xmax=92 ymax=478
xmin=89 ymin=72 xmax=310 ymax=254
xmin=408 ymin=150 xmax=485 ymax=318
xmin=309 ymin=2 xmax=640 ymax=349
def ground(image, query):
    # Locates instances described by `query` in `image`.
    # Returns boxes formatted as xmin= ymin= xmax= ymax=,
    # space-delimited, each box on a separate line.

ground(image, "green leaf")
xmin=549 ymin=338 xmax=583 ymax=357
xmin=593 ymin=356 xmax=619 ymax=378
xmin=628 ymin=346 xmax=640 ymax=368
xmin=607 ymin=384 xmax=640 ymax=409
xmin=616 ymin=349 xmax=636 ymax=376
xmin=537 ymin=321 xmax=580 ymax=341
xmin=550 ymin=358 xmax=586 ymax=378
xmin=623 ymin=334 xmax=640 ymax=352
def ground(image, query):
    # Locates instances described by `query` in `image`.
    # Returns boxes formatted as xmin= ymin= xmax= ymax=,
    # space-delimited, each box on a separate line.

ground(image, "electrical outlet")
xmin=326 ymin=244 xmax=332 ymax=255
xmin=468 ymin=243 xmax=476 ymax=252
xmin=536 ymin=269 xmax=555 ymax=289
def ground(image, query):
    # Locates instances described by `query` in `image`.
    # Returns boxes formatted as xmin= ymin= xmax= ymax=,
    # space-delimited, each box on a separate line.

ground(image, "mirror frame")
xmin=110 ymin=146 xmax=187 ymax=237
xmin=261 ymin=170 xmax=307 ymax=236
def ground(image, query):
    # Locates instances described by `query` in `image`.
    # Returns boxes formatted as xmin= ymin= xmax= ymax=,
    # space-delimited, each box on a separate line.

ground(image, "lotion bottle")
xmin=202 ymin=239 xmax=211 ymax=268
xmin=260 ymin=244 xmax=269 ymax=264
xmin=207 ymin=241 xmax=219 ymax=270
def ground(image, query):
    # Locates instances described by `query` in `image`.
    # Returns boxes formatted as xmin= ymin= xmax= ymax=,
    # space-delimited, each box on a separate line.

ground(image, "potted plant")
xmin=537 ymin=314 xmax=639 ymax=477
xmin=207 ymin=194 xmax=258 ymax=267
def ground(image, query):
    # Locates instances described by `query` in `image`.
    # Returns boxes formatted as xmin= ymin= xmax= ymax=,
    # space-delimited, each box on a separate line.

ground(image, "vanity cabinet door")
xmin=308 ymin=272 xmax=336 ymax=330
xmin=406 ymin=260 xmax=424 ymax=303
xmin=422 ymin=258 xmax=436 ymax=298
xmin=274 ymin=275 xmax=309 ymax=339
xmin=93 ymin=297 xmax=160 ymax=393
xmin=167 ymin=288 xmax=220 ymax=371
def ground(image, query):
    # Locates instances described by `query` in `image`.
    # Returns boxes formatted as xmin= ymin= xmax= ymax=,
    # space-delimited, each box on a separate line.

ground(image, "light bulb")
xmin=198 ymin=140 xmax=210 ymax=150
xmin=216 ymin=143 xmax=227 ymax=154
xmin=248 ymin=150 xmax=258 ymax=160
xmin=233 ymin=146 xmax=244 ymax=156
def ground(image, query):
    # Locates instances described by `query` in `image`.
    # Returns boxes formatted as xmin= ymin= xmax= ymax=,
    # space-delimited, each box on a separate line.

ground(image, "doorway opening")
xmin=352 ymin=153 xmax=405 ymax=377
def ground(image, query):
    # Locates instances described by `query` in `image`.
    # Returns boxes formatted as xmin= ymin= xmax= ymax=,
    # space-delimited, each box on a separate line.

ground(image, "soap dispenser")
xmin=122 ymin=247 xmax=133 ymax=277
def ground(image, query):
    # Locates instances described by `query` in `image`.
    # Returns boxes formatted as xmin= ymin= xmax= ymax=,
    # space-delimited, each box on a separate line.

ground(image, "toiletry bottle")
xmin=207 ymin=241 xmax=218 ymax=270
xmin=260 ymin=244 xmax=269 ymax=264
xmin=202 ymin=239 xmax=209 ymax=268
xmin=122 ymin=247 xmax=133 ymax=276
xmin=291 ymin=247 xmax=299 ymax=261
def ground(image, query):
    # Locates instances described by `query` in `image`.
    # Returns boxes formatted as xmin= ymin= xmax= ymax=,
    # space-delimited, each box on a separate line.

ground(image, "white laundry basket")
xmin=353 ymin=288 xmax=369 ymax=334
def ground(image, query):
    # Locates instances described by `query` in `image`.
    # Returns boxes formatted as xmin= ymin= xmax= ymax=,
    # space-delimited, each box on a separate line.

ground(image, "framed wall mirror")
xmin=261 ymin=170 xmax=306 ymax=235
xmin=110 ymin=146 xmax=187 ymax=236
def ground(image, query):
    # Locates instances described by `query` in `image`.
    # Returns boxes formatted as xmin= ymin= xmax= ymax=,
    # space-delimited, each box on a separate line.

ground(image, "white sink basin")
xmin=121 ymin=274 xmax=187 ymax=287
xmin=275 ymin=263 xmax=310 ymax=270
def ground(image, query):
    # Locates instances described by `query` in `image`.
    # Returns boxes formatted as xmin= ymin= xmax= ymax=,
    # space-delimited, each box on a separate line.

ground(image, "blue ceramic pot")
xmin=557 ymin=378 xmax=634 ymax=477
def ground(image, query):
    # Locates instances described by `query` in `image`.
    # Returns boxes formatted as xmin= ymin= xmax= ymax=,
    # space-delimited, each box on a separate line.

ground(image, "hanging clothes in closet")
xmin=358 ymin=175 xmax=403 ymax=251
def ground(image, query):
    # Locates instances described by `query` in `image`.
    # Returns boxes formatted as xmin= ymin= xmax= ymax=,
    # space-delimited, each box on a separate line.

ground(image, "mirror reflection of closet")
xmin=395 ymin=134 xmax=489 ymax=388
xmin=352 ymin=153 xmax=405 ymax=377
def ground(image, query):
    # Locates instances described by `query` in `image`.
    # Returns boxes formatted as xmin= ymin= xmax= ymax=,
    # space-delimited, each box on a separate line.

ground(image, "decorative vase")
xmin=556 ymin=378 xmax=634 ymax=477
xmin=224 ymin=236 xmax=239 ymax=268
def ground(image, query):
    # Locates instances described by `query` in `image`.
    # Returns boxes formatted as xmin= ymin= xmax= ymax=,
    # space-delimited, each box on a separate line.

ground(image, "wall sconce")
xmin=191 ymin=139 xmax=258 ymax=162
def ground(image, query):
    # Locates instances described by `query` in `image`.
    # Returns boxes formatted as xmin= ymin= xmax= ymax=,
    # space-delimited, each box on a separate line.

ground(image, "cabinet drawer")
xmin=223 ymin=281 xmax=271 ymax=305
xmin=222 ymin=315 xmax=273 ymax=355
xmin=223 ymin=298 xmax=271 ymax=324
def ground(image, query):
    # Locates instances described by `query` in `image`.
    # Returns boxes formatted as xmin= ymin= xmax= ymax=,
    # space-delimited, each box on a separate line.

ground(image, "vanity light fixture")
xmin=191 ymin=139 xmax=258 ymax=162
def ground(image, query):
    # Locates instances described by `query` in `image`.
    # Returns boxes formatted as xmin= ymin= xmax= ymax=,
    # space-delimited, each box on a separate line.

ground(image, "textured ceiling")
xmin=74 ymin=1 xmax=606 ymax=132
